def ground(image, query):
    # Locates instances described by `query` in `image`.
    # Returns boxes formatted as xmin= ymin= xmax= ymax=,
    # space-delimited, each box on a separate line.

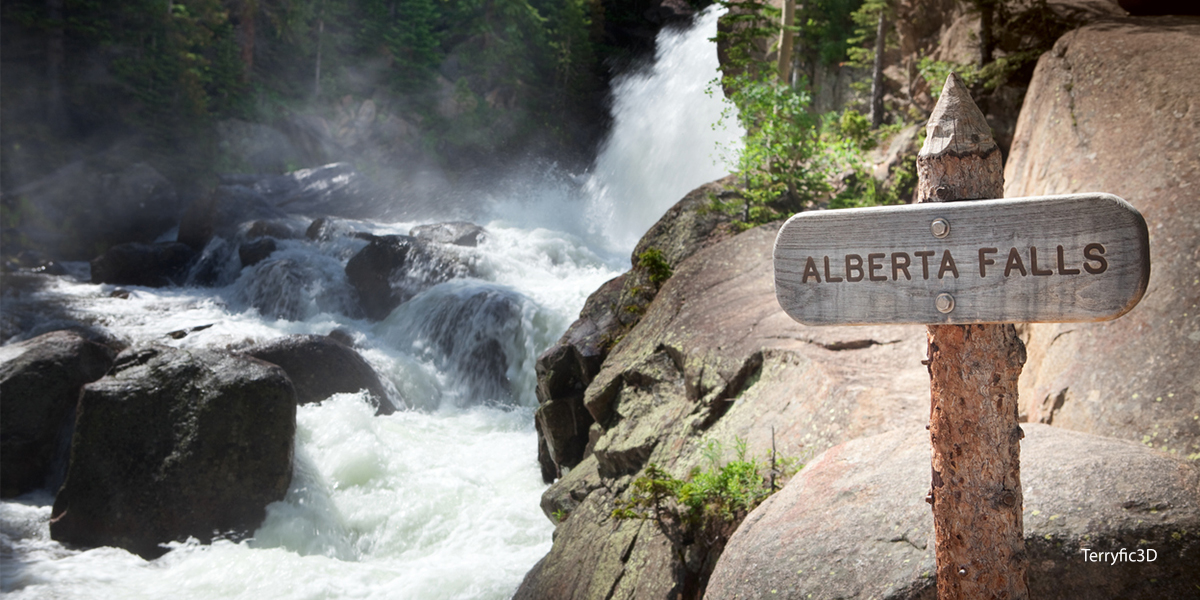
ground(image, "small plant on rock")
xmin=612 ymin=437 xmax=801 ymax=599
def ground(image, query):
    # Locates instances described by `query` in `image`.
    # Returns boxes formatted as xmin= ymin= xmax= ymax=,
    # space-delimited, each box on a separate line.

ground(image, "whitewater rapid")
xmin=0 ymin=7 xmax=740 ymax=600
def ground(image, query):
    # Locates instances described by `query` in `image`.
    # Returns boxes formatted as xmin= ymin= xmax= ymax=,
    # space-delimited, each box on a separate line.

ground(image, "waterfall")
xmin=0 ymin=9 xmax=738 ymax=600
xmin=584 ymin=6 xmax=743 ymax=254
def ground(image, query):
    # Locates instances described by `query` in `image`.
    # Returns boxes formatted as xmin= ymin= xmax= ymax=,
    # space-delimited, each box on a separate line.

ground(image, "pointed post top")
xmin=915 ymin=72 xmax=1004 ymax=203
xmin=919 ymin=73 xmax=997 ymax=159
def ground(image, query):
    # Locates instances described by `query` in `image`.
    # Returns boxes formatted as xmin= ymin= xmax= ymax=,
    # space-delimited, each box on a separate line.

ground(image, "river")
xmin=0 ymin=7 xmax=740 ymax=599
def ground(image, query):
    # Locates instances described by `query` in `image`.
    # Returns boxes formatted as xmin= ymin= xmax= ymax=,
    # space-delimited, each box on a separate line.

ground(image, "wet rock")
xmin=389 ymin=281 xmax=526 ymax=408
xmin=236 ymin=257 xmax=353 ymax=322
xmin=245 ymin=219 xmax=301 ymax=240
xmin=0 ymin=331 xmax=117 ymax=498
xmin=49 ymin=344 xmax=295 ymax=559
xmin=2 ymin=250 xmax=68 ymax=276
xmin=238 ymin=238 xmax=277 ymax=268
xmin=1005 ymin=18 xmax=1200 ymax=458
xmin=344 ymin=234 xmax=472 ymax=320
xmin=410 ymin=221 xmax=486 ymax=247
xmin=242 ymin=334 xmax=394 ymax=415
xmin=1 ymin=158 xmax=179 ymax=261
xmin=251 ymin=163 xmax=395 ymax=220
xmin=706 ymin=425 xmax=1200 ymax=600
xmin=90 ymin=242 xmax=195 ymax=288
xmin=177 ymin=185 xmax=288 ymax=252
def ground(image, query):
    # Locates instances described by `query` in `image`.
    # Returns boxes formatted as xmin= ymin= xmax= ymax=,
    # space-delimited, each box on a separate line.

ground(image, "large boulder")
xmin=706 ymin=424 xmax=1200 ymax=599
xmin=381 ymin=280 xmax=528 ymax=409
xmin=89 ymin=242 xmax=195 ymax=288
xmin=1004 ymin=18 xmax=1200 ymax=459
xmin=177 ymin=184 xmax=289 ymax=252
xmin=0 ymin=331 xmax=117 ymax=497
xmin=533 ymin=176 xmax=738 ymax=482
xmin=516 ymin=224 xmax=930 ymax=600
xmin=242 ymin=334 xmax=395 ymax=415
xmin=344 ymin=234 xmax=473 ymax=320
xmin=0 ymin=157 xmax=179 ymax=261
xmin=250 ymin=163 xmax=398 ymax=220
xmin=49 ymin=344 xmax=296 ymax=559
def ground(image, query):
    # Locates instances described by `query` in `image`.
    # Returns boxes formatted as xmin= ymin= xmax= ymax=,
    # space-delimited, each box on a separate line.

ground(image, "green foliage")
xmin=637 ymin=247 xmax=673 ymax=285
xmin=552 ymin=509 xmax=569 ymax=522
xmin=795 ymin=0 xmax=863 ymax=69
xmin=917 ymin=57 xmax=980 ymax=98
xmin=612 ymin=439 xmax=801 ymax=561
xmin=828 ymin=109 xmax=875 ymax=151
xmin=712 ymin=71 xmax=828 ymax=230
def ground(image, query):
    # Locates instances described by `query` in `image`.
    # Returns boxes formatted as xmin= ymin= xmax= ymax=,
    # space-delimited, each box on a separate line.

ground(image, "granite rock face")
xmin=1004 ymin=17 xmax=1200 ymax=460
xmin=706 ymin=424 xmax=1200 ymax=599
xmin=516 ymin=223 xmax=931 ymax=600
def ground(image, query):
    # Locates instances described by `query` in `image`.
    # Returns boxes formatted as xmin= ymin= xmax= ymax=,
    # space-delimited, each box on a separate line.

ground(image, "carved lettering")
xmin=1004 ymin=247 xmax=1027 ymax=277
xmin=868 ymin=253 xmax=887 ymax=281
xmin=845 ymin=255 xmax=864 ymax=282
xmin=914 ymin=251 xmax=936 ymax=280
xmin=938 ymin=250 xmax=959 ymax=279
xmin=979 ymin=248 xmax=997 ymax=277
xmin=891 ymin=252 xmax=912 ymax=281
xmin=1030 ymin=247 xmax=1053 ymax=276
xmin=1084 ymin=243 xmax=1107 ymax=274
xmin=824 ymin=256 xmax=843 ymax=283
xmin=1056 ymin=245 xmax=1080 ymax=275
xmin=802 ymin=257 xmax=821 ymax=283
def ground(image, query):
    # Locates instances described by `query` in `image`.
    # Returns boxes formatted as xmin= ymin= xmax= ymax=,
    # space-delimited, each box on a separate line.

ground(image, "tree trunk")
xmin=46 ymin=0 xmax=65 ymax=131
xmin=916 ymin=73 xmax=1029 ymax=600
xmin=314 ymin=18 xmax=324 ymax=99
xmin=978 ymin=0 xmax=995 ymax=67
xmin=869 ymin=8 xmax=887 ymax=128
xmin=240 ymin=0 xmax=256 ymax=82
xmin=777 ymin=0 xmax=795 ymax=85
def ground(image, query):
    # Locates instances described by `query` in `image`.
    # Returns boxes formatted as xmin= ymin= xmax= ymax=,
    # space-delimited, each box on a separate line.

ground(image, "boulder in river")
xmin=344 ymin=234 xmax=473 ymax=320
xmin=0 ymin=330 xmax=118 ymax=498
xmin=410 ymin=221 xmax=487 ymax=247
xmin=238 ymin=237 xmax=278 ymax=268
xmin=706 ymin=424 xmax=1200 ymax=600
xmin=250 ymin=163 xmax=395 ymax=220
xmin=177 ymin=184 xmax=289 ymax=252
xmin=49 ymin=344 xmax=296 ymax=559
xmin=90 ymin=242 xmax=195 ymax=288
xmin=242 ymin=334 xmax=395 ymax=415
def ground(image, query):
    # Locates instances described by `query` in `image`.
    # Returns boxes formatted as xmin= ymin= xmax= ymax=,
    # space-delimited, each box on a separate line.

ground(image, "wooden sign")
xmin=774 ymin=193 xmax=1150 ymax=325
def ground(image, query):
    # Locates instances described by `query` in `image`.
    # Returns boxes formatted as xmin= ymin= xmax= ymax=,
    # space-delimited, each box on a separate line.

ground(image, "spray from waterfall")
xmin=583 ymin=6 xmax=743 ymax=255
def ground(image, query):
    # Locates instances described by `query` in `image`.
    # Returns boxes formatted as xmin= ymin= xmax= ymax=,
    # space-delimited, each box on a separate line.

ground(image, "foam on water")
xmin=1 ymin=7 xmax=735 ymax=599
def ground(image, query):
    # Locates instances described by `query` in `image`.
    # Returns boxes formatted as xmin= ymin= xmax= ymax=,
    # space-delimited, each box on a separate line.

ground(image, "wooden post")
xmin=917 ymin=73 xmax=1029 ymax=599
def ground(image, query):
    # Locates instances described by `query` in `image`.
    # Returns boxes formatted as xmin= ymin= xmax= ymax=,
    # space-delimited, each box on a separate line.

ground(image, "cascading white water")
xmin=0 ymin=7 xmax=737 ymax=600
xmin=584 ymin=6 xmax=743 ymax=254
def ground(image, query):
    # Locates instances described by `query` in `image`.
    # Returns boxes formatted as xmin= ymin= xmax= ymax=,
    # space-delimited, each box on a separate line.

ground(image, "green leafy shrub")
xmin=612 ymin=438 xmax=801 ymax=570
xmin=637 ymin=247 xmax=673 ymax=285
xmin=711 ymin=71 xmax=829 ymax=230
